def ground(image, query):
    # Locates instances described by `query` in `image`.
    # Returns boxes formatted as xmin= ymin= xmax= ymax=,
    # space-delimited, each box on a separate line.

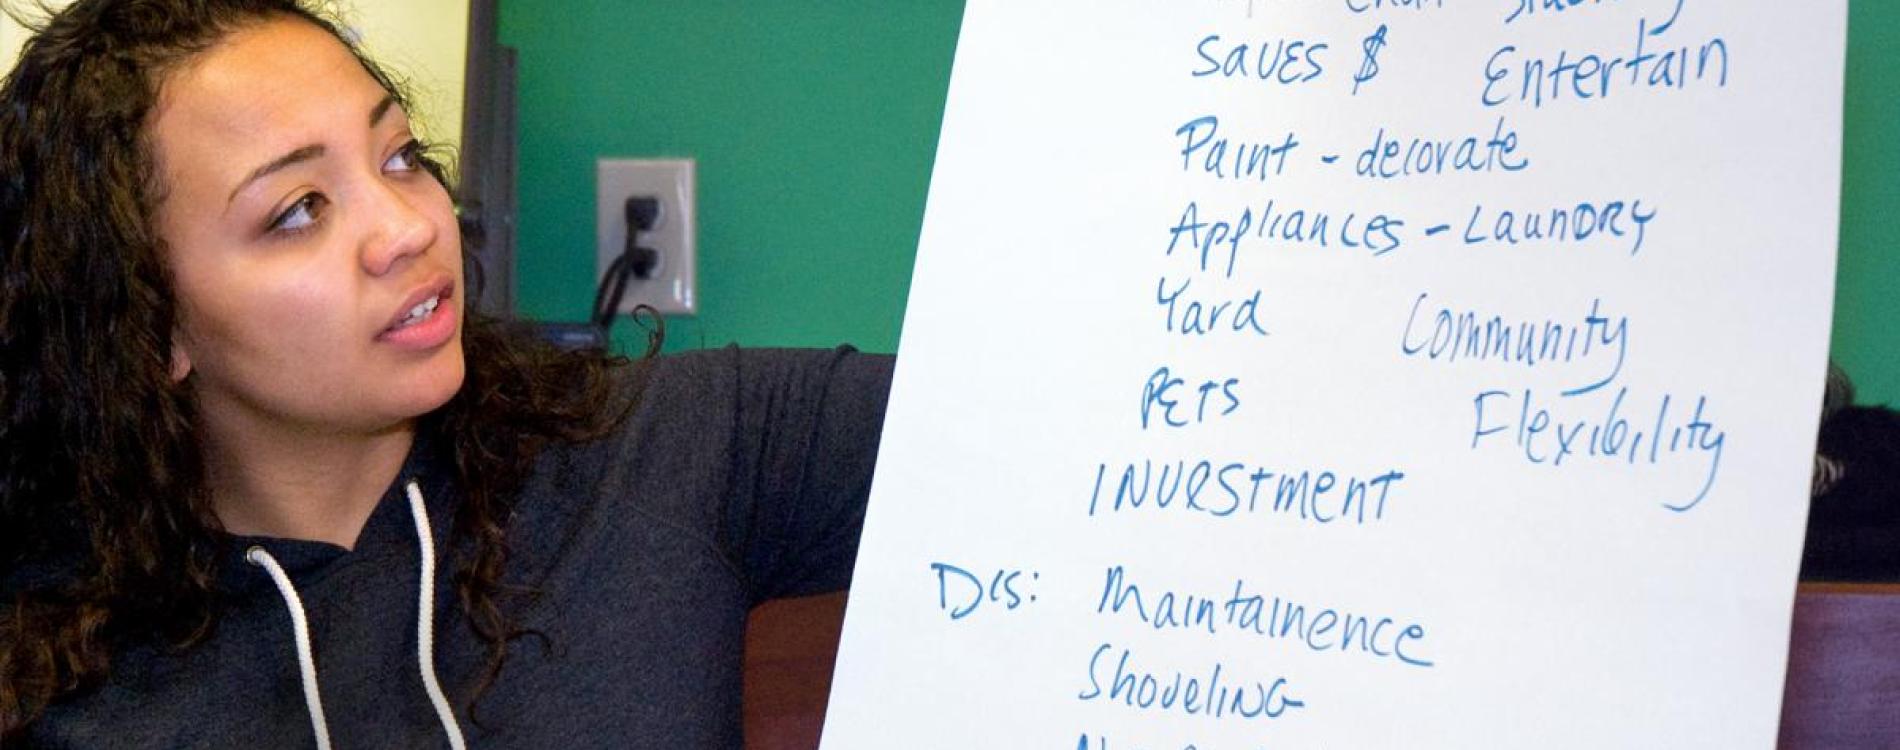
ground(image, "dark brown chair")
xmin=1779 ymin=583 xmax=1900 ymax=749
xmin=744 ymin=592 xmax=847 ymax=750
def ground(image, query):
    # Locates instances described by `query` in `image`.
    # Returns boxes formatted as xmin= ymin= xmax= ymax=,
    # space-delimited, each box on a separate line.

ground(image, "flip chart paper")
xmin=824 ymin=2 xmax=1845 ymax=747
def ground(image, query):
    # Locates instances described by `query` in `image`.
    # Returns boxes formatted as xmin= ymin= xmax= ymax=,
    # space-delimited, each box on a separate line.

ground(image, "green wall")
xmin=499 ymin=2 xmax=963 ymax=355
xmin=1835 ymin=1 xmax=1900 ymax=405
xmin=502 ymin=3 xmax=1899 ymax=403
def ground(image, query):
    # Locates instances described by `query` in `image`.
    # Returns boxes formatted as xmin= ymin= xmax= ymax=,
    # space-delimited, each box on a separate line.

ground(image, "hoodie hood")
xmin=213 ymin=428 xmax=459 ymax=599
xmin=217 ymin=426 xmax=469 ymax=750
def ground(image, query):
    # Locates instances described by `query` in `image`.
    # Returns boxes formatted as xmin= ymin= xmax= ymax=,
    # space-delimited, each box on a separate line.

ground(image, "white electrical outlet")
xmin=596 ymin=158 xmax=696 ymax=315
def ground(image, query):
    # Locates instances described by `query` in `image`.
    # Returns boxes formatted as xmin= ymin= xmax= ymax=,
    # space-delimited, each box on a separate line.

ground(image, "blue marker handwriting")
xmin=1470 ymin=386 xmax=1725 ymax=511
xmin=1459 ymin=197 xmax=1656 ymax=255
xmin=1078 ymin=642 xmax=1305 ymax=721
xmin=1400 ymin=292 xmax=1628 ymax=397
xmin=1088 ymin=458 xmax=1407 ymax=525
xmin=1482 ymin=16 xmax=1728 ymax=109
xmin=1192 ymin=34 xmax=1328 ymax=86
xmin=1156 ymin=276 xmax=1271 ymax=339
xmin=1168 ymin=200 xmax=1406 ymax=276
xmin=1073 ymin=733 xmax=1237 ymax=750
xmin=1141 ymin=365 xmax=1243 ymax=430
xmin=1355 ymin=116 xmax=1531 ymax=179
xmin=931 ymin=562 xmax=1041 ymax=620
xmin=1348 ymin=0 xmax=1445 ymax=14
xmin=1177 ymin=116 xmax=1300 ymax=183
xmin=1095 ymin=566 xmax=1436 ymax=669
xmin=1505 ymin=0 xmax=1687 ymax=33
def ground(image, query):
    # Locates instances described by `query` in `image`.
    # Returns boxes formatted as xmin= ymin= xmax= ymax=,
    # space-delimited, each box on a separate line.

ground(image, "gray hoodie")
xmin=14 ymin=346 xmax=892 ymax=748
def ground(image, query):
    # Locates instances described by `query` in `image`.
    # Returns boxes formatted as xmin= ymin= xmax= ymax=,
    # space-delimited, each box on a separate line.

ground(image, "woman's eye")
xmin=384 ymin=139 xmax=424 ymax=173
xmin=269 ymin=193 xmax=325 ymax=234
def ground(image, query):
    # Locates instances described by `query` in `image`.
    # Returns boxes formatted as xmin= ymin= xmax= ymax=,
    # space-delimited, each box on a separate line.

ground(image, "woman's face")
xmin=151 ymin=17 xmax=465 ymax=436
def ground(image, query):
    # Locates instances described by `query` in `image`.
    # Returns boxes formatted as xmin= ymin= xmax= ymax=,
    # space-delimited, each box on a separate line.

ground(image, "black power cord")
xmin=538 ymin=196 xmax=665 ymax=351
xmin=591 ymin=196 xmax=662 ymax=329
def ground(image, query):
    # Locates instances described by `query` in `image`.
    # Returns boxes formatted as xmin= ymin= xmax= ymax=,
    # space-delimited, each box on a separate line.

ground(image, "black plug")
xmin=625 ymin=196 xmax=661 ymax=232
xmin=624 ymin=196 xmax=662 ymax=279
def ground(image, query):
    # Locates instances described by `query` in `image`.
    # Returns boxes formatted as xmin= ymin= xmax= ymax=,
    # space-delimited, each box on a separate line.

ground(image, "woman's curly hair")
xmin=0 ymin=0 xmax=645 ymax=735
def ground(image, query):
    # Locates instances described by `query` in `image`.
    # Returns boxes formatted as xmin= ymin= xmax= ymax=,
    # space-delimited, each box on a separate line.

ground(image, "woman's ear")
xmin=169 ymin=336 xmax=193 ymax=383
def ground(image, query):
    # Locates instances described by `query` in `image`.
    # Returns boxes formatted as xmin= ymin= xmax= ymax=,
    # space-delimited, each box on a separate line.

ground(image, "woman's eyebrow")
xmin=226 ymin=144 xmax=324 ymax=206
xmin=368 ymin=94 xmax=397 ymax=128
xmin=222 ymin=95 xmax=401 ymax=208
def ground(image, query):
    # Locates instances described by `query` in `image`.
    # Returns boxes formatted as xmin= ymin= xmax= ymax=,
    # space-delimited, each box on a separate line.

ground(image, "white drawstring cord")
xmin=407 ymin=480 xmax=469 ymax=750
xmin=246 ymin=546 xmax=334 ymax=750
xmin=246 ymin=481 xmax=470 ymax=749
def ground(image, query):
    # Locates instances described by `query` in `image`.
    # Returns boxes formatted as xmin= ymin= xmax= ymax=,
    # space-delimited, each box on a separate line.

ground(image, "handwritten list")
xmin=824 ymin=1 xmax=1845 ymax=747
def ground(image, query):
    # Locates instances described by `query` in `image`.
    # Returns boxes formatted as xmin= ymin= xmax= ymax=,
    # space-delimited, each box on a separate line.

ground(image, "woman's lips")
xmin=376 ymin=280 xmax=457 ymax=349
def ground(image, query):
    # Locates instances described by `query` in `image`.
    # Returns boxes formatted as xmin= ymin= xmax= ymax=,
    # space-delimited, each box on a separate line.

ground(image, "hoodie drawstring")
xmin=245 ymin=479 xmax=470 ymax=750
xmin=406 ymin=480 xmax=469 ymax=750
xmin=246 ymin=545 xmax=333 ymax=750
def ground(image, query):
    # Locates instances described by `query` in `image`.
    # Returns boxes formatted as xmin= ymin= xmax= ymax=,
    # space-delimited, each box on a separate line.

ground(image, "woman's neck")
xmin=200 ymin=414 xmax=417 ymax=549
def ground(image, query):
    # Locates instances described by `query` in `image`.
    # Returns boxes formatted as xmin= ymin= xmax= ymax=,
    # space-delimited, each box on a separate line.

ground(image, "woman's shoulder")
xmin=522 ymin=343 xmax=893 ymax=483
xmin=532 ymin=345 xmax=891 ymax=507
xmin=516 ymin=345 xmax=893 ymax=599
xmin=640 ymin=344 xmax=890 ymax=384
xmin=495 ymin=346 xmax=890 ymax=591
xmin=622 ymin=344 xmax=892 ymax=434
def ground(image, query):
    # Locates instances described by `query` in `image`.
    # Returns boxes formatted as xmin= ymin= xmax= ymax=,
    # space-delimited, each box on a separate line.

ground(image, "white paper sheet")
xmin=823 ymin=2 xmax=1845 ymax=747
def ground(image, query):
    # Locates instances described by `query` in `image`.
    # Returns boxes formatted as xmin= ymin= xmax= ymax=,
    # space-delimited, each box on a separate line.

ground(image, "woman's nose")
xmin=359 ymin=183 xmax=439 ymax=277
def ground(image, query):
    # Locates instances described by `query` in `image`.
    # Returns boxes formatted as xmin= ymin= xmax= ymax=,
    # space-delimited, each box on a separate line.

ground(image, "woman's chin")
xmin=383 ymin=345 xmax=468 ymax=421
xmin=411 ymin=351 xmax=468 ymax=415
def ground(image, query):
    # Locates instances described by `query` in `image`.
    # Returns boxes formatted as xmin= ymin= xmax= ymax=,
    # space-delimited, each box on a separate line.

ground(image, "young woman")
xmin=0 ymin=1 xmax=890 ymax=746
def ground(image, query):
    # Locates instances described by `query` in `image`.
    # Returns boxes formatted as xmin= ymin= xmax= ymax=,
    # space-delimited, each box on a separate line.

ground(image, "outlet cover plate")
xmin=597 ymin=158 xmax=696 ymax=315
